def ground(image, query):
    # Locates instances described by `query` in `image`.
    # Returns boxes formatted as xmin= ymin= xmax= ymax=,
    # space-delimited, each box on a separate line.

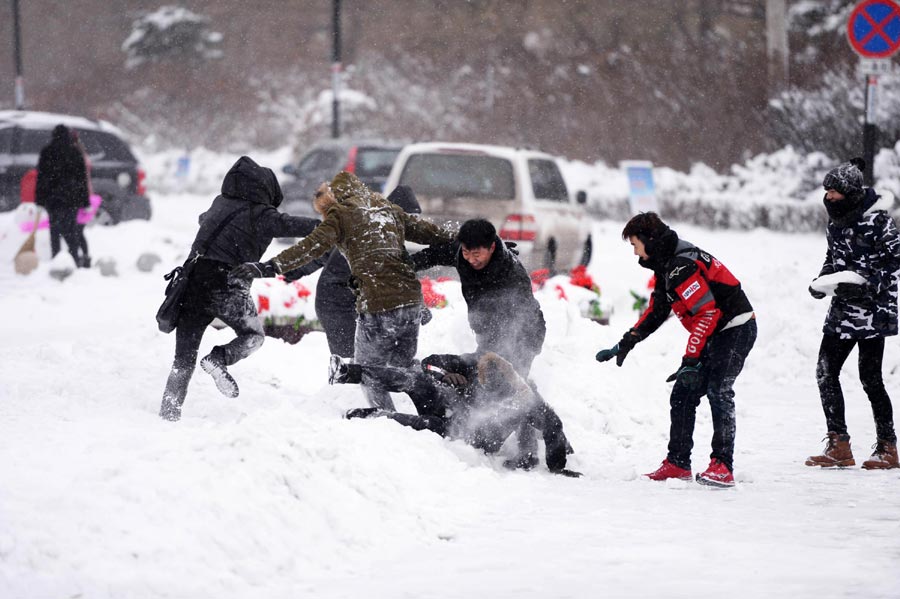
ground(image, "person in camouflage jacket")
xmin=806 ymin=158 xmax=900 ymax=470
xmin=230 ymin=171 xmax=456 ymax=410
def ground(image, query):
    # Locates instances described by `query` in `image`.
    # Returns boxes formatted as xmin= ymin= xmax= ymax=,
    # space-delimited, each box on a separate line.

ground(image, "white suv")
xmin=383 ymin=142 xmax=591 ymax=272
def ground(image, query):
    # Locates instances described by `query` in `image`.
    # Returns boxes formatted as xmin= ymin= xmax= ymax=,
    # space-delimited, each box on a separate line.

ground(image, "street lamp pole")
xmin=12 ymin=0 xmax=25 ymax=109
xmin=331 ymin=0 xmax=341 ymax=138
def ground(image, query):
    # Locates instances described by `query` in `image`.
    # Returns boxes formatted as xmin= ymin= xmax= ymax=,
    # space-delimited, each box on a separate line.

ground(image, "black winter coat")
xmin=35 ymin=126 xmax=89 ymax=212
xmin=819 ymin=188 xmax=900 ymax=339
xmin=191 ymin=156 xmax=319 ymax=266
xmin=413 ymin=236 xmax=546 ymax=359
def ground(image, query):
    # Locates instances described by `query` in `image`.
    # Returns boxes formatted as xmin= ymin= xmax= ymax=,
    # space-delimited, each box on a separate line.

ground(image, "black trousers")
xmin=816 ymin=334 xmax=897 ymax=442
xmin=161 ymin=261 xmax=265 ymax=415
xmin=48 ymin=207 xmax=87 ymax=264
xmin=667 ymin=319 xmax=757 ymax=472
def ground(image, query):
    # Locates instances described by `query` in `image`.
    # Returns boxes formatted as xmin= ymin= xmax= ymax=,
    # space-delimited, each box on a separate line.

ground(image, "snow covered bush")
xmin=122 ymin=6 xmax=223 ymax=70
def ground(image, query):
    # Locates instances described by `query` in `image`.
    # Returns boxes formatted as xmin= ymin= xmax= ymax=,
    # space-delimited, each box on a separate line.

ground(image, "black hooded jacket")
xmin=35 ymin=125 xmax=89 ymax=212
xmin=191 ymin=156 xmax=319 ymax=266
xmin=413 ymin=236 xmax=546 ymax=357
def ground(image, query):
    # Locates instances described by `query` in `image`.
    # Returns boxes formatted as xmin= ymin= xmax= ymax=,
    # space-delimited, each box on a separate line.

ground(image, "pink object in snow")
xmin=19 ymin=194 xmax=102 ymax=232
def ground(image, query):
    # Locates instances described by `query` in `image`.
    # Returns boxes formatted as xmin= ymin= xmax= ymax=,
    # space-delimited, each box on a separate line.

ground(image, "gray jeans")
xmin=354 ymin=304 xmax=421 ymax=410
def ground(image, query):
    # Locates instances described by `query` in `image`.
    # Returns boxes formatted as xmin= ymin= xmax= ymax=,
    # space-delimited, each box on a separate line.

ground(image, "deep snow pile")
xmin=1 ymin=173 xmax=899 ymax=598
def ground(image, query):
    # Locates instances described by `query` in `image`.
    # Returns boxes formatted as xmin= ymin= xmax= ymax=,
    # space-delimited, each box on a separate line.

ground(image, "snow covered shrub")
xmin=123 ymin=6 xmax=223 ymax=70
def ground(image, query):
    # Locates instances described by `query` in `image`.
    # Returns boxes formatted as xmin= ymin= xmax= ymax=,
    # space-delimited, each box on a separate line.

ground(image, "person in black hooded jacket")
xmin=35 ymin=124 xmax=91 ymax=266
xmin=283 ymin=185 xmax=423 ymax=358
xmin=159 ymin=156 xmax=320 ymax=421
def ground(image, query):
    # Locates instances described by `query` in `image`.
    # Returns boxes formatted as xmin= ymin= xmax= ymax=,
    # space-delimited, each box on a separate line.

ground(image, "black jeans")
xmin=48 ymin=207 xmax=86 ymax=264
xmin=354 ymin=305 xmax=421 ymax=410
xmin=816 ymin=334 xmax=896 ymax=442
xmin=667 ymin=319 xmax=757 ymax=472
xmin=161 ymin=260 xmax=265 ymax=416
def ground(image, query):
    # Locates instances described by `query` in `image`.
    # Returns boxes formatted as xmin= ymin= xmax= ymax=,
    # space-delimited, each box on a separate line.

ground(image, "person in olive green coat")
xmin=230 ymin=171 xmax=456 ymax=409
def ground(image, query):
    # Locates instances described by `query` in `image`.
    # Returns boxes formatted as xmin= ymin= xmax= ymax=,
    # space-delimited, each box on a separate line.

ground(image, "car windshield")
xmin=398 ymin=153 xmax=515 ymax=200
xmin=355 ymin=148 xmax=399 ymax=178
xmin=16 ymin=128 xmax=135 ymax=163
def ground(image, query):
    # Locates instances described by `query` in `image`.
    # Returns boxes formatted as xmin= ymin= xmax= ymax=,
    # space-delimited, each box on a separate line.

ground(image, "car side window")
xmin=17 ymin=129 xmax=52 ymax=156
xmin=77 ymin=130 xmax=136 ymax=163
xmin=528 ymin=159 xmax=569 ymax=202
xmin=0 ymin=127 xmax=13 ymax=154
xmin=298 ymin=149 xmax=343 ymax=173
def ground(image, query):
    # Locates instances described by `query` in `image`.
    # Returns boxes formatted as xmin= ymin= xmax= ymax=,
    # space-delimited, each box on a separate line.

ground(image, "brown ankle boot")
xmin=805 ymin=432 xmax=855 ymax=467
xmin=862 ymin=440 xmax=899 ymax=470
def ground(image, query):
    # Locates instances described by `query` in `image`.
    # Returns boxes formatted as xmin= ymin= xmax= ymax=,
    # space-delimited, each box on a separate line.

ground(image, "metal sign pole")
xmin=331 ymin=0 xmax=342 ymax=139
xmin=863 ymin=75 xmax=877 ymax=186
xmin=12 ymin=0 xmax=25 ymax=109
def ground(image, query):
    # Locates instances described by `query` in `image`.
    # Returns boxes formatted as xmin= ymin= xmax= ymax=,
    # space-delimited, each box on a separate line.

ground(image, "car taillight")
xmin=137 ymin=168 xmax=146 ymax=196
xmin=499 ymin=214 xmax=537 ymax=242
xmin=343 ymin=146 xmax=358 ymax=174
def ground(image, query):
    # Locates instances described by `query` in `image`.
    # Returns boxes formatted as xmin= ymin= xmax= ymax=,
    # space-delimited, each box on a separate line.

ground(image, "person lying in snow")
xmin=330 ymin=351 xmax=581 ymax=477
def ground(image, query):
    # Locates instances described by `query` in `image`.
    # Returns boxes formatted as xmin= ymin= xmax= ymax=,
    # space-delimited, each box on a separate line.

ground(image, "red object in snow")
xmin=568 ymin=265 xmax=599 ymax=293
xmin=20 ymin=168 xmax=37 ymax=203
xmin=530 ymin=268 xmax=550 ymax=290
xmin=420 ymin=277 xmax=448 ymax=308
xmin=258 ymin=295 xmax=270 ymax=313
xmin=555 ymin=284 xmax=568 ymax=300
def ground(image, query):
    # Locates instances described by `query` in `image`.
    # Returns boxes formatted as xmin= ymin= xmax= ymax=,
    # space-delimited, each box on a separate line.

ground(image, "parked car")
xmin=0 ymin=110 xmax=150 ymax=223
xmin=279 ymin=139 xmax=403 ymax=221
xmin=383 ymin=142 xmax=591 ymax=273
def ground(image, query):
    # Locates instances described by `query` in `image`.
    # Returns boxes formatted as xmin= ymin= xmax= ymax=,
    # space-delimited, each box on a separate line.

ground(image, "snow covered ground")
xmin=1 ymin=172 xmax=899 ymax=598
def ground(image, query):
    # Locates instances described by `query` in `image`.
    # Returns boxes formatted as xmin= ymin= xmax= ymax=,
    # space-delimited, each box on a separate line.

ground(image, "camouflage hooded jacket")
xmin=819 ymin=188 xmax=900 ymax=339
xmin=272 ymin=172 xmax=456 ymax=314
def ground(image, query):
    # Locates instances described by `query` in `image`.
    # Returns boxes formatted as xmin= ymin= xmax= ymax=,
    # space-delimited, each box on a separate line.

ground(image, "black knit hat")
xmin=823 ymin=157 xmax=865 ymax=198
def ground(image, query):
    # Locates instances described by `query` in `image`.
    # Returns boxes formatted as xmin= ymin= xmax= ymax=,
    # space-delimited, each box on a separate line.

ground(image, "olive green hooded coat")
xmin=272 ymin=171 xmax=456 ymax=314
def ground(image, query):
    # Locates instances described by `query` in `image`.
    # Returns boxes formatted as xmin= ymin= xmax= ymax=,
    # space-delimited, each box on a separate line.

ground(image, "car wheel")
xmin=579 ymin=235 xmax=593 ymax=266
xmin=544 ymin=239 xmax=557 ymax=275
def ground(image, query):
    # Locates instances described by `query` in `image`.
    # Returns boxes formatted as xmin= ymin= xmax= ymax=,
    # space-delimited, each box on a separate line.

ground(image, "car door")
xmin=527 ymin=157 xmax=582 ymax=268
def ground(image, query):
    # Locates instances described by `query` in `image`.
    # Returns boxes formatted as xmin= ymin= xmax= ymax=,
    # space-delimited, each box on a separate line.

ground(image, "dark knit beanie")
xmin=823 ymin=157 xmax=865 ymax=198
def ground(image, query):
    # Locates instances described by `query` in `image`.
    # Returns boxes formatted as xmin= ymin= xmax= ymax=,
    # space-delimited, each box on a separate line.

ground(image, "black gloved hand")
xmin=834 ymin=282 xmax=871 ymax=302
xmin=229 ymin=261 xmax=277 ymax=282
xmin=420 ymin=306 xmax=433 ymax=326
xmin=344 ymin=407 xmax=382 ymax=420
xmin=504 ymin=241 xmax=519 ymax=255
xmin=596 ymin=330 xmax=640 ymax=367
xmin=441 ymin=372 xmax=468 ymax=387
xmin=666 ymin=357 xmax=703 ymax=390
xmin=808 ymin=285 xmax=826 ymax=300
xmin=551 ymin=468 xmax=583 ymax=478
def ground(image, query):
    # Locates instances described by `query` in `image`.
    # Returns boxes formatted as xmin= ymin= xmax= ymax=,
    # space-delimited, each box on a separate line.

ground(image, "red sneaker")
xmin=696 ymin=459 xmax=735 ymax=488
xmin=644 ymin=459 xmax=692 ymax=481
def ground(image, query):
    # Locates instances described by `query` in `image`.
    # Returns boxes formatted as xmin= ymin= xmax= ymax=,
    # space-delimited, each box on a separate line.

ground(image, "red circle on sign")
xmin=847 ymin=0 xmax=900 ymax=58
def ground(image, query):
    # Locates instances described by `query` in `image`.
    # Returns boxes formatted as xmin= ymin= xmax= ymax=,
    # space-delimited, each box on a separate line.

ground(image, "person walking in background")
xmin=70 ymin=129 xmax=92 ymax=267
xmin=35 ymin=124 xmax=91 ymax=267
xmin=230 ymin=172 xmax=456 ymax=411
xmin=284 ymin=185 xmax=424 ymax=359
xmin=159 ymin=156 xmax=320 ymax=421
xmin=806 ymin=158 xmax=900 ymax=470
xmin=411 ymin=218 xmax=548 ymax=469
xmin=595 ymin=212 xmax=756 ymax=487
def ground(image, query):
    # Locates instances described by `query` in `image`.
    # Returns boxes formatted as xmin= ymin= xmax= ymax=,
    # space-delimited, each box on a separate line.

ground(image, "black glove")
xmin=441 ymin=372 xmax=468 ymax=387
xmin=596 ymin=330 xmax=640 ymax=366
xmin=420 ymin=306 xmax=433 ymax=326
xmin=344 ymin=407 xmax=382 ymax=420
xmin=504 ymin=241 xmax=519 ymax=255
xmin=834 ymin=282 xmax=871 ymax=302
xmin=808 ymin=285 xmax=826 ymax=300
xmin=666 ymin=357 xmax=703 ymax=390
xmin=229 ymin=261 xmax=277 ymax=282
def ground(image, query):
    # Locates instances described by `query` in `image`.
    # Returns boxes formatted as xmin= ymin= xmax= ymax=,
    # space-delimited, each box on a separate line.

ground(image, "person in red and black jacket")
xmin=595 ymin=212 xmax=756 ymax=487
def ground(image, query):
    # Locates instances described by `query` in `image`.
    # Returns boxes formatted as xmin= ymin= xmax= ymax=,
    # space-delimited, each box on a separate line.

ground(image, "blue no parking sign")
xmin=847 ymin=0 xmax=900 ymax=58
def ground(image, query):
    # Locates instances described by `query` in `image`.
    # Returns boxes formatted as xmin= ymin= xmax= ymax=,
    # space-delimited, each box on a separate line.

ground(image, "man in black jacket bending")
xmin=159 ymin=156 xmax=319 ymax=421
xmin=331 ymin=351 xmax=579 ymax=476
xmin=412 ymin=218 xmax=548 ymax=468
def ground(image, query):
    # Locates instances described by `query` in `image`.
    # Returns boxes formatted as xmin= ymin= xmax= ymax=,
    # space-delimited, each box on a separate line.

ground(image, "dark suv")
xmin=0 ymin=110 xmax=151 ymax=223
xmin=280 ymin=139 xmax=402 ymax=219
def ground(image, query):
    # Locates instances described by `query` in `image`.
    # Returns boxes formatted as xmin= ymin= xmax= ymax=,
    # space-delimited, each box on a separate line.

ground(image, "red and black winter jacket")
xmin=631 ymin=229 xmax=753 ymax=359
